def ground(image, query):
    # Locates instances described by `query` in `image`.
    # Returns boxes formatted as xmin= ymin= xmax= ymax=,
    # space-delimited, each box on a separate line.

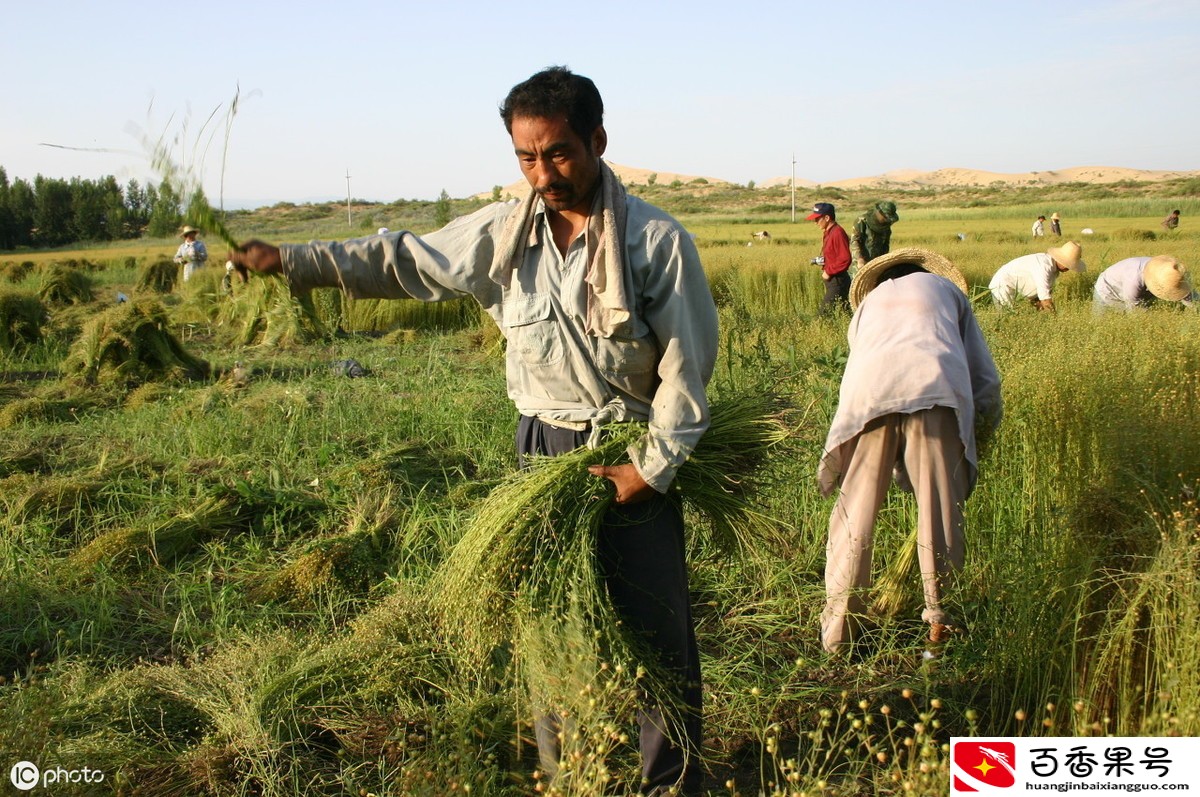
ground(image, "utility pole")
xmin=345 ymin=169 xmax=352 ymax=227
xmin=790 ymin=153 xmax=797 ymax=223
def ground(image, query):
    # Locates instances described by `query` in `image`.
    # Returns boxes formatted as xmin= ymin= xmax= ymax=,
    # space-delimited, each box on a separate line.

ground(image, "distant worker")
xmin=988 ymin=241 xmax=1086 ymax=312
xmin=850 ymin=200 xmax=900 ymax=268
xmin=807 ymin=202 xmax=852 ymax=315
xmin=174 ymin=226 xmax=208 ymax=282
xmin=1093 ymin=255 xmax=1195 ymax=312
xmin=1162 ymin=210 xmax=1181 ymax=231
xmin=1031 ymin=215 xmax=1046 ymax=237
xmin=817 ymin=248 xmax=1002 ymax=654
xmin=1050 ymin=212 xmax=1062 ymax=237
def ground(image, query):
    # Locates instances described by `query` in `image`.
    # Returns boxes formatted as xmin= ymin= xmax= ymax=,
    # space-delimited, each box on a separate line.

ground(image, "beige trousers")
xmin=821 ymin=407 xmax=968 ymax=653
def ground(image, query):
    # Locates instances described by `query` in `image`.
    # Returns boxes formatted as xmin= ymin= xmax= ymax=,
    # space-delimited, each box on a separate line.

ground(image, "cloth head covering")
xmin=875 ymin=200 xmax=899 ymax=224
xmin=489 ymin=158 xmax=632 ymax=338
xmin=806 ymin=202 xmax=836 ymax=221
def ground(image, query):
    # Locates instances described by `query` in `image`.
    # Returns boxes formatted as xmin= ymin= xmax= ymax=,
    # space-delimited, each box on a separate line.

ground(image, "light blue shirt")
xmin=280 ymin=196 xmax=718 ymax=492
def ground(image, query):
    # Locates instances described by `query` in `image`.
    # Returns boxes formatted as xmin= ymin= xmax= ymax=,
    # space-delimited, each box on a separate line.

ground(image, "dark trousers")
xmin=517 ymin=415 xmax=703 ymax=796
xmin=820 ymin=270 xmax=852 ymax=316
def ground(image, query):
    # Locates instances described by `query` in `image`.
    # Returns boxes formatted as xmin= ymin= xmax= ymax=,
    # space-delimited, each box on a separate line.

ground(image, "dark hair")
xmin=500 ymin=66 xmax=604 ymax=144
xmin=1173 ymin=209 xmax=1181 ymax=215
xmin=877 ymin=263 xmax=927 ymax=283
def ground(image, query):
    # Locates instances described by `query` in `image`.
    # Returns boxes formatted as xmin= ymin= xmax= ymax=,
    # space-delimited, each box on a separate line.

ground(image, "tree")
xmin=491 ymin=185 xmax=503 ymax=202
xmin=146 ymin=178 xmax=183 ymax=238
xmin=434 ymin=189 xmax=452 ymax=228
xmin=124 ymin=179 xmax=148 ymax=237
xmin=8 ymin=178 xmax=35 ymax=248
xmin=0 ymin=167 xmax=13 ymax=250
xmin=99 ymin=176 xmax=128 ymax=240
xmin=34 ymin=176 xmax=73 ymax=247
xmin=69 ymin=177 xmax=108 ymax=242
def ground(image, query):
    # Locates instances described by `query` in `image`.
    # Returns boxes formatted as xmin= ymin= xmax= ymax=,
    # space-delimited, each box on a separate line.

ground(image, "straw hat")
xmin=1143 ymin=255 xmax=1192 ymax=302
xmin=1051 ymin=212 xmax=1061 ymax=221
xmin=179 ymin=226 xmax=202 ymax=237
xmin=849 ymin=247 xmax=969 ymax=309
xmin=1047 ymin=241 xmax=1085 ymax=272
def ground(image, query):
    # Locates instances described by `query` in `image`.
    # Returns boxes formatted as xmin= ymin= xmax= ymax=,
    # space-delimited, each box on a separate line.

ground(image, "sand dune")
xmin=477 ymin=163 xmax=725 ymax=200
xmin=784 ymin=166 xmax=1199 ymax=190
xmin=477 ymin=164 xmax=1196 ymax=199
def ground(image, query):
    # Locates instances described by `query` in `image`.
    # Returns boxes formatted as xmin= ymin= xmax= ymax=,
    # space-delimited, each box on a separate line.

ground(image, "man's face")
xmin=511 ymin=115 xmax=606 ymax=215
xmin=813 ymin=214 xmax=832 ymax=231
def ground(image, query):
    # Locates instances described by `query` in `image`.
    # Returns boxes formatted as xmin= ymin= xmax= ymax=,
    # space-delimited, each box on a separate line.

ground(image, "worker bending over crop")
xmin=1093 ymin=255 xmax=1195 ymax=312
xmin=988 ymin=241 xmax=1085 ymax=311
xmin=818 ymin=249 xmax=1002 ymax=654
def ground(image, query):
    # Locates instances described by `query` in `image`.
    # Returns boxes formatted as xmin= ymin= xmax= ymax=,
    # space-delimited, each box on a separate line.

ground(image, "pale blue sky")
xmin=3 ymin=0 xmax=1197 ymax=208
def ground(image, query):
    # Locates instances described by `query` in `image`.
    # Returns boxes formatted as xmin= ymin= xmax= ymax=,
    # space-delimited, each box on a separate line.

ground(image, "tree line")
xmin=0 ymin=166 xmax=195 ymax=250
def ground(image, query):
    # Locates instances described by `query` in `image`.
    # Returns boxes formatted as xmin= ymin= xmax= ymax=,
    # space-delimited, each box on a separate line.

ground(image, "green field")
xmin=2 ymin=194 xmax=1198 ymax=796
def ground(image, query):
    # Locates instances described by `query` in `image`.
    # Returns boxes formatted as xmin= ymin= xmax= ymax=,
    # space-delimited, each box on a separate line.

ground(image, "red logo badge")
xmin=952 ymin=741 xmax=1016 ymax=791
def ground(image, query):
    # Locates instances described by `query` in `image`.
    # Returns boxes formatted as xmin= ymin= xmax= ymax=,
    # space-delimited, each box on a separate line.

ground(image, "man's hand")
xmin=1035 ymin=298 xmax=1056 ymax=312
xmin=588 ymin=463 xmax=658 ymax=504
xmin=227 ymin=240 xmax=283 ymax=283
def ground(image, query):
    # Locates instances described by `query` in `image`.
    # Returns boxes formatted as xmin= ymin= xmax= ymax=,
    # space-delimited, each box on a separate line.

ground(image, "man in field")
xmin=988 ymin=241 xmax=1086 ymax=311
xmin=850 ymin=200 xmax=900 ymax=268
xmin=807 ymin=201 xmax=852 ymax=315
xmin=174 ymin=225 xmax=208 ymax=281
xmin=1162 ymin=209 xmax=1181 ymax=231
xmin=228 ymin=66 xmax=716 ymax=796
xmin=1093 ymin=255 xmax=1195 ymax=312
xmin=818 ymin=248 xmax=1002 ymax=654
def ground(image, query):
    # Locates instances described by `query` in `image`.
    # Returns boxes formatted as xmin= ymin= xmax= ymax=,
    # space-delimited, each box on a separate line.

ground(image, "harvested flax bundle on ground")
xmin=63 ymin=298 xmax=209 ymax=387
xmin=136 ymin=256 xmax=179 ymax=294
xmin=216 ymin=275 xmax=327 ymax=347
xmin=431 ymin=394 xmax=788 ymax=793
xmin=38 ymin=262 xmax=94 ymax=306
xmin=0 ymin=290 xmax=45 ymax=352
xmin=229 ymin=67 xmax=721 ymax=796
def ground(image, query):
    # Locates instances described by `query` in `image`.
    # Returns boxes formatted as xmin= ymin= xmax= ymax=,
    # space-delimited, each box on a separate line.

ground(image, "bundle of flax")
xmin=430 ymin=392 xmax=789 ymax=783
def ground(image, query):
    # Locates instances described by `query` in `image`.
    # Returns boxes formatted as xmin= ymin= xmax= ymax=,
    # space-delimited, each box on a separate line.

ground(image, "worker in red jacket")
xmin=808 ymin=202 xmax=852 ymax=315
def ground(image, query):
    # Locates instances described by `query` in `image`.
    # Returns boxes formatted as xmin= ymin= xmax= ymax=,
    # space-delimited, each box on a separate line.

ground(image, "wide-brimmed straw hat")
xmin=1048 ymin=241 xmax=1085 ymax=272
xmin=179 ymin=226 xmax=202 ymax=237
xmin=849 ymin=247 xmax=969 ymax=309
xmin=1143 ymin=255 xmax=1192 ymax=301
xmin=1051 ymin=212 xmax=1061 ymax=221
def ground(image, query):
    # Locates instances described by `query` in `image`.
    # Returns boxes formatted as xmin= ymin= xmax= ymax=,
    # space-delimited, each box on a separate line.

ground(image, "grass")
xmin=0 ymin=197 xmax=1198 ymax=795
